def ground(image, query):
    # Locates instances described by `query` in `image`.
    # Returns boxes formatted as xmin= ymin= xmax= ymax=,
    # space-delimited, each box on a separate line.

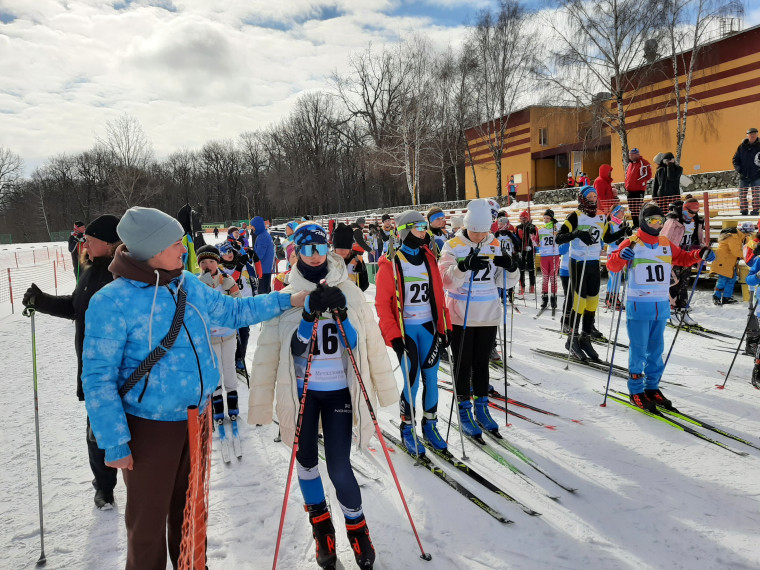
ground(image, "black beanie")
xmin=196 ymin=245 xmax=221 ymax=263
xmin=332 ymin=223 xmax=354 ymax=249
xmin=84 ymin=215 xmax=121 ymax=243
xmin=639 ymin=202 xmax=664 ymax=236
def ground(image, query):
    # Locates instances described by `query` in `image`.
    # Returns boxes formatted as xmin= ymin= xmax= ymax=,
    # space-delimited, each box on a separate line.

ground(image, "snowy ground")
xmin=2 ymin=252 xmax=760 ymax=570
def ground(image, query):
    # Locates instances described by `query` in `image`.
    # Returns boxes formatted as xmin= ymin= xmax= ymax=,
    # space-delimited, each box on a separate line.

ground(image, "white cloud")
xmin=0 ymin=0 xmax=470 ymax=174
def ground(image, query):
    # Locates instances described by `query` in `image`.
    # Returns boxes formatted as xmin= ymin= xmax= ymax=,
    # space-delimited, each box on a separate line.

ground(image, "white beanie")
xmin=464 ymin=199 xmax=493 ymax=233
xmin=117 ymin=207 xmax=185 ymax=261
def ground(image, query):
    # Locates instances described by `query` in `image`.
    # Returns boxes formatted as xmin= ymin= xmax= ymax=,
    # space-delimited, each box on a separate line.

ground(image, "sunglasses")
xmin=298 ymin=243 xmax=329 ymax=256
xmin=398 ymin=221 xmax=428 ymax=232
xmin=644 ymin=215 xmax=665 ymax=226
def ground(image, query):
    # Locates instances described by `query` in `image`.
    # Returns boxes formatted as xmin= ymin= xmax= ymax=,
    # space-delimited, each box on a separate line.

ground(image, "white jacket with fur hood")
xmin=247 ymin=252 xmax=398 ymax=448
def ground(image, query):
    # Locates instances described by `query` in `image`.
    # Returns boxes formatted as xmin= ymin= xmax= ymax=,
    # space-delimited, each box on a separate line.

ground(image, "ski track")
xmin=1 ymin=274 xmax=759 ymax=569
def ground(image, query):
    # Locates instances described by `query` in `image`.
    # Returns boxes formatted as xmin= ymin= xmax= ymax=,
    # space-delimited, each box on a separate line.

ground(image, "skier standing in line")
xmin=219 ymin=241 xmax=256 ymax=374
xmin=660 ymin=196 xmax=705 ymax=325
xmin=537 ymin=209 xmax=560 ymax=314
xmin=426 ymin=206 xmax=449 ymax=255
xmin=333 ymin=222 xmax=369 ymax=291
xmin=375 ymin=210 xmax=451 ymax=453
xmin=438 ymin=199 xmax=518 ymax=437
xmin=197 ymin=245 xmax=242 ymax=424
xmin=555 ymin=186 xmax=614 ymax=361
xmin=23 ymin=214 xmax=122 ymax=509
xmin=606 ymin=202 xmax=715 ymax=410
xmin=711 ymin=221 xmax=754 ymax=305
xmin=603 ymin=203 xmax=632 ymax=310
xmin=248 ymin=222 xmax=397 ymax=570
xmin=516 ymin=210 xmax=538 ymax=297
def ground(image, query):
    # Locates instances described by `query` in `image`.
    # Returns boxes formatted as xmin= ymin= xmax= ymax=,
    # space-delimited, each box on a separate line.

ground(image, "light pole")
xmin=241 ymin=193 xmax=251 ymax=222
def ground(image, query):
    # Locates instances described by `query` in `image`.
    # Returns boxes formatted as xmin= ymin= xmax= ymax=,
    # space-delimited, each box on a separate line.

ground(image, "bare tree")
xmin=97 ymin=113 xmax=155 ymax=207
xmin=662 ymin=0 xmax=743 ymax=162
xmin=0 ymin=145 xmax=23 ymax=208
xmin=540 ymin=0 xmax=668 ymax=168
xmin=469 ymin=0 xmax=540 ymax=197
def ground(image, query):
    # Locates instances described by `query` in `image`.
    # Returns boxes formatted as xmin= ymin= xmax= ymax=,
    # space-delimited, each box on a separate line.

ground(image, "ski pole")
xmin=438 ymin=280 xmax=467 ymax=458
xmin=22 ymin=304 xmax=46 ymax=567
xmin=559 ymin=272 xmax=570 ymax=338
xmin=332 ymin=309 xmax=432 ymax=562
xmin=605 ymin=270 xmax=621 ymax=362
xmin=601 ymin=265 xmax=629 ymax=406
xmin=445 ymin=263 xmax=476 ymax=442
xmin=565 ymin=255 xmax=589 ymax=370
xmin=272 ymin=316 xmax=320 ymax=570
xmin=501 ymin=268 xmax=511 ymax=428
xmin=662 ymin=260 xmax=705 ymax=374
xmin=716 ymin=296 xmax=760 ymax=389
xmin=388 ymin=233 xmax=423 ymax=462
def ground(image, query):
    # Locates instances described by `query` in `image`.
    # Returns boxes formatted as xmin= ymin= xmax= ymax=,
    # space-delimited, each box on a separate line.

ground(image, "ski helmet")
xmin=639 ymin=202 xmax=665 ymax=236
xmin=577 ymin=186 xmax=598 ymax=217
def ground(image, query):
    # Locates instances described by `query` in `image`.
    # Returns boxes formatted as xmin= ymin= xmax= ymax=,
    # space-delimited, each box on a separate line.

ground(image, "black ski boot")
xmin=227 ymin=390 xmax=239 ymax=420
xmin=587 ymin=325 xmax=605 ymax=340
xmin=565 ymin=333 xmax=586 ymax=361
xmin=346 ymin=514 xmax=375 ymax=569
xmin=306 ymin=501 xmax=337 ymax=569
xmin=752 ymin=361 xmax=760 ymax=390
xmin=94 ymin=488 xmax=114 ymax=510
xmin=540 ymin=293 xmax=548 ymax=309
xmin=578 ymin=333 xmax=600 ymax=362
xmin=629 ymin=391 xmax=657 ymax=412
xmin=645 ymin=388 xmax=675 ymax=411
xmin=211 ymin=392 xmax=225 ymax=423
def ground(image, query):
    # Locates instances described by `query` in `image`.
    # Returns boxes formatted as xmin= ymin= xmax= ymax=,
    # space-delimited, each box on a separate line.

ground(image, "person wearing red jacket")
xmin=375 ymin=210 xmax=451 ymax=453
xmin=624 ymin=148 xmax=652 ymax=227
xmin=606 ymin=202 xmax=714 ymax=411
xmin=594 ymin=164 xmax=616 ymax=214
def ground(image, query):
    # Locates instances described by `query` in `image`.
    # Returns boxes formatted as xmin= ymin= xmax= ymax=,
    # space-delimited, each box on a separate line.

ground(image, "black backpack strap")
xmin=118 ymin=285 xmax=187 ymax=398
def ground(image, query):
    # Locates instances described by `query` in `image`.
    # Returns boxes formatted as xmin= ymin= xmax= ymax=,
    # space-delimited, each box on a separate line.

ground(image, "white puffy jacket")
xmin=247 ymin=253 xmax=398 ymax=448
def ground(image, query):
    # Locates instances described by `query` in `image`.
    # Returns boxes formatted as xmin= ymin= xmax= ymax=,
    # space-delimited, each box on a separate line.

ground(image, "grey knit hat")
xmin=395 ymin=210 xmax=426 ymax=242
xmin=117 ymin=206 xmax=185 ymax=261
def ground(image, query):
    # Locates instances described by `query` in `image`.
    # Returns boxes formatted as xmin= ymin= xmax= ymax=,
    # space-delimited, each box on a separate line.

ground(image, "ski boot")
xmin=212 ymin=393 xmax=225 ymax=424
xmin=712 ymin=295 xmax=723 ymax=306
xmin=681 ymin=310 xmax=698 ymax=326
xmin=227 ymin=390 xmax=239 ymax=420
xmin=565 ymin=333 xmax=586 ymax=361
xmin=421 ymin=413 xmax=447 ymax=451
xmin=540 ymin=293 xmax=548 ymax=309
xmin=587 ymin=325 xmax=605 ymax=340
xmin=645 ymin=388 xmax=675 ymax=411
xmin=306 ymin=501 xmax=337 ymax=569
xmin=629 ymin=392 xmax=657 ymax=412
xmin=346 ymin=514 xmax=375 ymax=569
xmin=550 ymin=295 xmax=557 ymax=310
xmin=669 ymin=310 xmax=682 ymax=327
xmin=578 ymin=333 xmax=600 ymax=362
xmin=400 ymin=420 xmax=425 ymax=456
xmin=752 ymin=360 xmax=760 ymax=389
xmin=519 ymin=284 xmax=525 ymax=297
xmin=722 ymin=296 xmax=738 ymax=305
xmin=474 ymin=397 xmax=500 ymax=436
xmin=489 ymin=345 xmax=502 ymax=361
xmin=457 ymin=398 xmax=483 ymax=437
xmin=529 ymin=285 xmax=535 ymax=294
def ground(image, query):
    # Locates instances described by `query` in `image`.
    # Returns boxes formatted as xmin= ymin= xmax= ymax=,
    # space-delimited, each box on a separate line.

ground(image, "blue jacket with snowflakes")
xmin=82 ymin=270 xmax=292 ymax=462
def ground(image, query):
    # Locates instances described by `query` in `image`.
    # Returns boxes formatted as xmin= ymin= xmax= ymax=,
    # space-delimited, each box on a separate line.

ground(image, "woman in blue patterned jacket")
xmin=82 ymin=206 xmax=306 ymax=570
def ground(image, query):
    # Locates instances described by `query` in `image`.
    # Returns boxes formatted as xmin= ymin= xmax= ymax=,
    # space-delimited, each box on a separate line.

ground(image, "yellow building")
xmin=610 ymin=24 xmax=760 ymax=177
xmin=464 ymin=106 xmax=611 ymax=200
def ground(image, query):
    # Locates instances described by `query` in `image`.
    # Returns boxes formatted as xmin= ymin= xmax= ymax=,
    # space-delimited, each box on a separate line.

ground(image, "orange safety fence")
xmin=0 ymin=245 xmax=68 ymax=270
xmin=178 ymin=403 xmax=213 ymax=570
xmin=0 ymin=260 xmax=75 ymax=313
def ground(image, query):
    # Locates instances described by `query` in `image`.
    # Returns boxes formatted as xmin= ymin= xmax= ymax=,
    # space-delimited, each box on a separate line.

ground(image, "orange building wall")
xmin=610 ymin=26 xmax=760 ymax=177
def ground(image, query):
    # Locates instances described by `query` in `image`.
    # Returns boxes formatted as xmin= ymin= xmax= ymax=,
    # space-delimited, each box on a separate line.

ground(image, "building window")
xmin=539 ymin=128 xmax=548 ymax=146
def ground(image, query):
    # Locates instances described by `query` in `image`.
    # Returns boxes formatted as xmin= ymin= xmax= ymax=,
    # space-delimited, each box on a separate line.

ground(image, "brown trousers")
xmin=122 ymin=414 xmax=191 ymax=570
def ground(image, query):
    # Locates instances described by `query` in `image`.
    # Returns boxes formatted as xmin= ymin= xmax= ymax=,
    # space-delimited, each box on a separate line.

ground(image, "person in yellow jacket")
xmin=712 ymin=221 xmax=754 ymax=305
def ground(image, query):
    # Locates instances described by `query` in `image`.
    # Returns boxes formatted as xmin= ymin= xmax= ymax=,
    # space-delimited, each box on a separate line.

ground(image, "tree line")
xmin=0 ymin=0 xmax=739 ymax=242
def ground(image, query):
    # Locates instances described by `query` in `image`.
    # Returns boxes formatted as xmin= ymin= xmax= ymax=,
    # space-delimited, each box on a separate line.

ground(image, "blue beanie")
xmin=580 ymin=185 xmax=596 ymax=199
xmin=293 ymin=222 xmax=328 ymax=247
xmin=117 ymin=207 xmax=184 ymax=261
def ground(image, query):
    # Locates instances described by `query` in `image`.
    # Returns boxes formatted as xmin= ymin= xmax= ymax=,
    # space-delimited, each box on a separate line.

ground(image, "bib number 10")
xmin=643 ymin=264 xmax=665 ymax=283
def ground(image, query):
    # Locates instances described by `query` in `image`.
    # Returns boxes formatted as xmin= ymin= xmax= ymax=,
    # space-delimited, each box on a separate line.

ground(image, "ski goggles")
xmin=610 ymin=206 xmax=626 ymax=225
xmin=398 ymin=221 xmax=428 ymax=232
xmin=218 ymin=243 xmax=235 ymax=255
xmin=684 ymin=206 xmax=699 ymax=216
xmin=643 ymin=214 xmax=665 ymax=227
xmin=297 ymin=243 xmax=330 ymax=257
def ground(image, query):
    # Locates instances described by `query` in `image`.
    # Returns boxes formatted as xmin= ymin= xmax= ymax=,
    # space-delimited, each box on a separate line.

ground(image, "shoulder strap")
xmin=118 ymin=285 xmax=187 ymax=399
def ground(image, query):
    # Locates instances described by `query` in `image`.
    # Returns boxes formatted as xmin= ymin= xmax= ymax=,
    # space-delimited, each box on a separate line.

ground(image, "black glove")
xmin=493 ymin=255 xmax=515 ymax=271
xmin=437 ymin=331 xmax=450 ymax=349
xmin=248 ymin=249 xmax=260 ymax=263
xmin=322 ymin=286 xmax=347 ymax=312
xmin=234 ymin=261 xmax=246 ymax=274
xmin=457 ymin=248 xmax=490 ymax=272
xmin=391 ymin=337 xmax=407 ymax=359
xmin=574 ymin=230 xmax=596 ymax=246
xmin=307 ymin=283 xmax=329 ymax=314
xmin=23 ymin=284 xmax=42 ymax=307
xmin=624 ymin=224 xmax=634 ymax=236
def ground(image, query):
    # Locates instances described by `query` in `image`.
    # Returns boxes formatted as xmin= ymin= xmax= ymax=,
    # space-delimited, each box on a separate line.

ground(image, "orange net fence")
xmin=178 ymin=403 xmax=213 ymax=570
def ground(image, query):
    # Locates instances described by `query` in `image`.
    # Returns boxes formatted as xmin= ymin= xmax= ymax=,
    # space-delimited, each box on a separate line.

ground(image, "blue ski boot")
xmin=421 ymin=413 xmax=447 ymax=451
xmin=458 ymin=399 xmax=482 ymax=437
xmin=400 ymin=420 xmax=425 ymax=455
xmin=474 ymin=397 xmax=499 ymax=433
